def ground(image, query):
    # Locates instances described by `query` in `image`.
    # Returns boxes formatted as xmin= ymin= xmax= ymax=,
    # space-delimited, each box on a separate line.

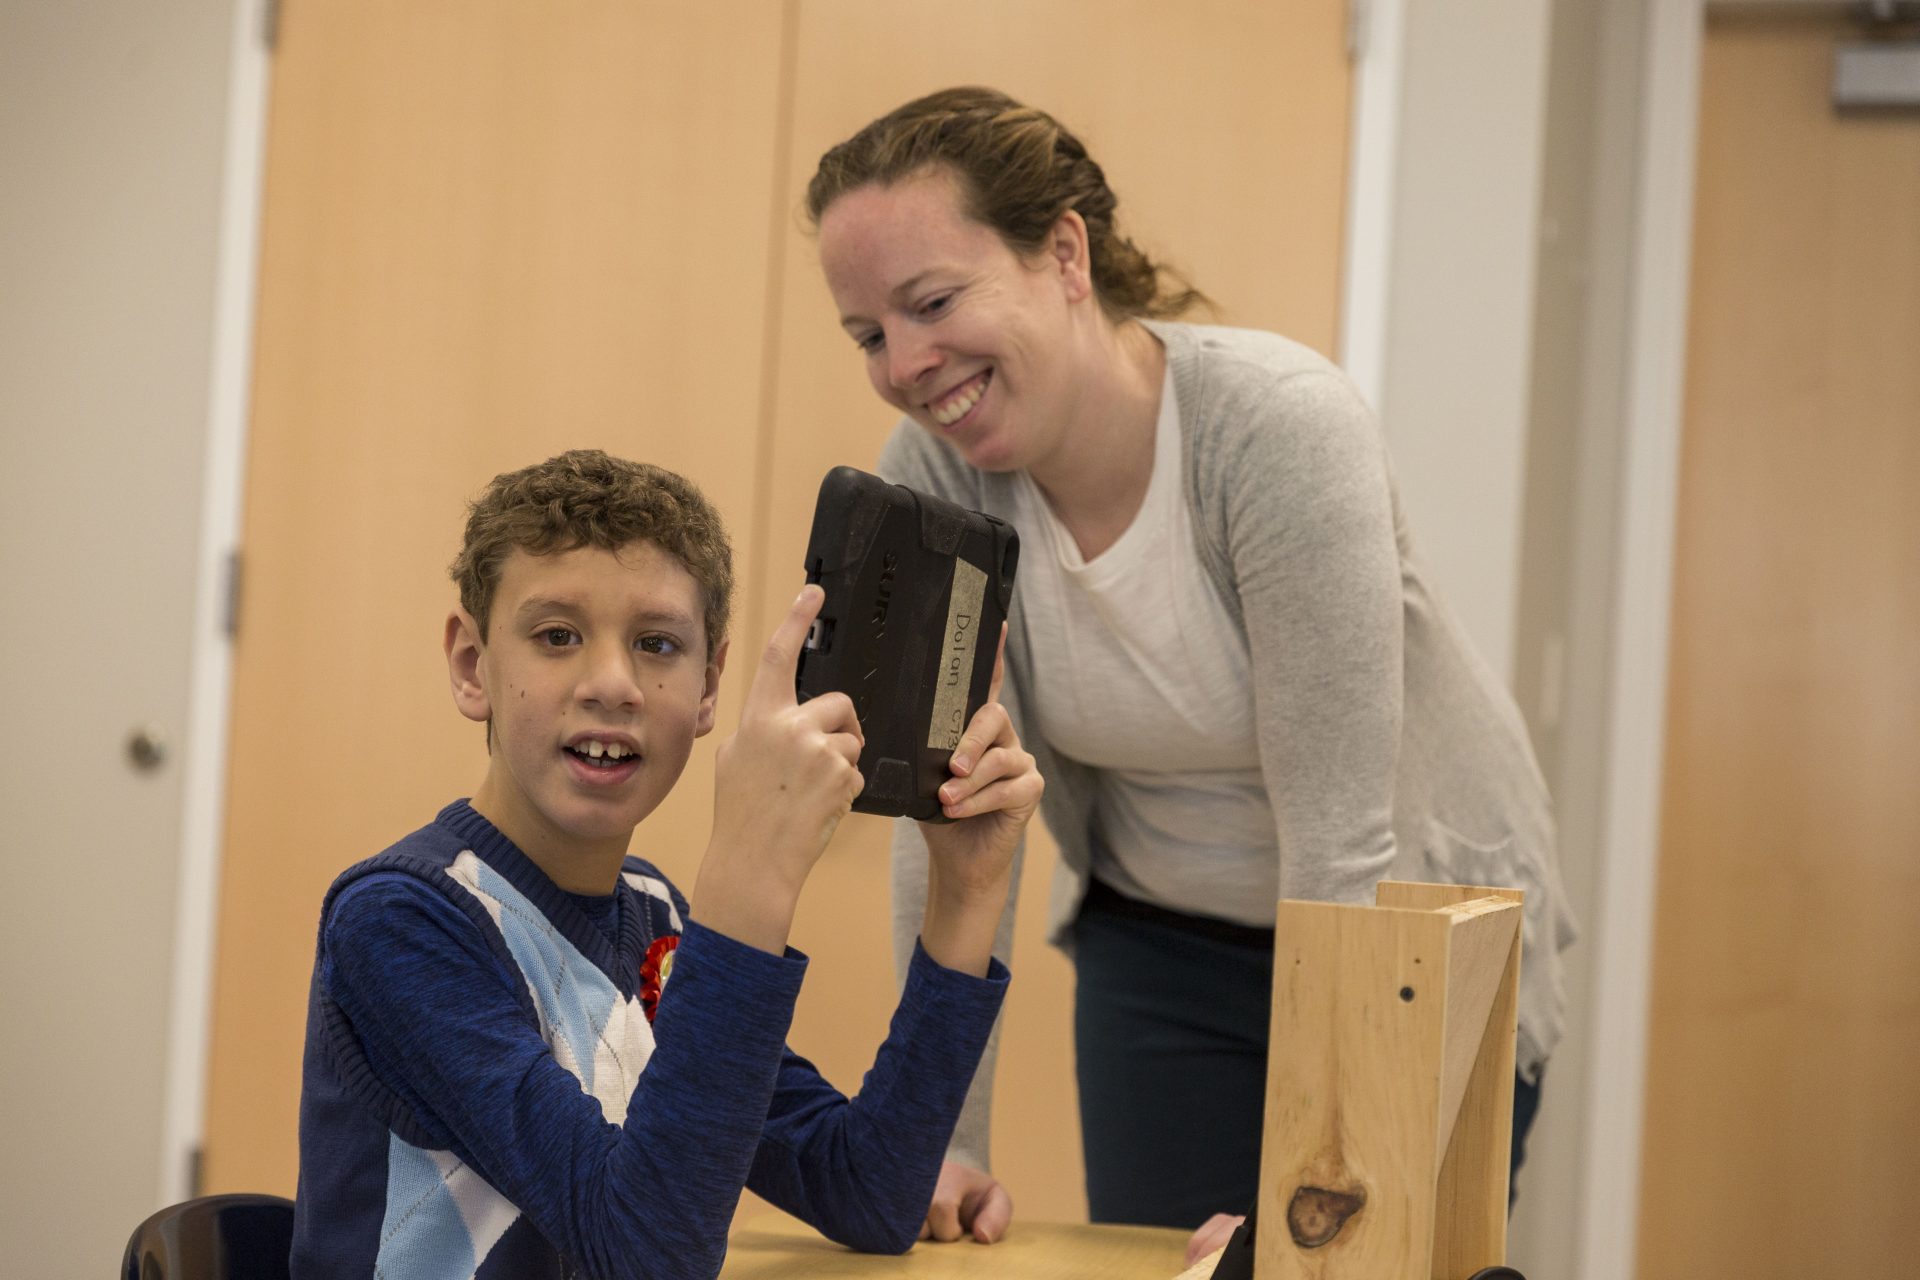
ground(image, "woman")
xmin=808 ymin=87 xmax=1577 ymax=1248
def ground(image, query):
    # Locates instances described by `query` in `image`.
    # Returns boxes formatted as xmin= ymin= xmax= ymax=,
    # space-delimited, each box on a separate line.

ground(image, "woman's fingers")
xmin=922 ymin=1194 xmax=964 ymax=1243
xmin=960 ymin=1178 xmax=1013 ymax=1244
xmin=920 ymin=1161 xmax=1012 ymax=1246
xmin=1184 ymin=1214 xmax=1245 ymax=1267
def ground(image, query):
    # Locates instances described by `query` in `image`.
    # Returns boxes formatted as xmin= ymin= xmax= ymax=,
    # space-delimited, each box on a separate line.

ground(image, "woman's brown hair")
xmin=807 ymin=86 xmax=1207 ymax=321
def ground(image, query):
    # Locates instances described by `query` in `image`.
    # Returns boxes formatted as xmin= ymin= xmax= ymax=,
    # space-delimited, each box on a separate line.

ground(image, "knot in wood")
xmin=1286 ymin=1184 xmax=1366 ymax=1248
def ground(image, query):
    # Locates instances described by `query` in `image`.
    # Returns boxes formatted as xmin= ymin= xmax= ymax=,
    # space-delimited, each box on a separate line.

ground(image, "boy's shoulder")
xmin=320 ymin=801 xmax=486 ymax=917
xmin=318 ymin=800 xmax=693 ymax=976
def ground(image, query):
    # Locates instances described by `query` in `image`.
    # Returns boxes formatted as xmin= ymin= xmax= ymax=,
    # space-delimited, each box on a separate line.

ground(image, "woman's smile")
xmin=928 ymin=369 xmax=991 ymax=428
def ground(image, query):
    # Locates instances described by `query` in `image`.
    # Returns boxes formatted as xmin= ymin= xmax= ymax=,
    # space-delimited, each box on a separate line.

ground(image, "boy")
xmin=290 ymin=451 xmax=1039 ymax=1279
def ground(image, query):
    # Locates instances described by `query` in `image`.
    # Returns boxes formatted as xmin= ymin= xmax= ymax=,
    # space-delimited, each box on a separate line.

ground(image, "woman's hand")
xmin=1184 ymin=1213 xmax=1245 ymax=1266
xmin=919 ymin=1160 xmax=1013 ymax=1244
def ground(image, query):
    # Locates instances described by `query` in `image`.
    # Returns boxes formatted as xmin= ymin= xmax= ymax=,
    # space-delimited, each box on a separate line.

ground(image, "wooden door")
xmin=204 ymin=0 xmax=1353 ymax=1224
xmin=202 ymin=0 xmax=791 ymax=1192
xmin=1637 ymin=13 xmax=1920 ymax=1276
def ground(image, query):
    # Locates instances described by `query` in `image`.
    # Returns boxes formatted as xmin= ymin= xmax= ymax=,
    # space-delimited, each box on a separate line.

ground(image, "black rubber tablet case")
xmin=794 ymin=466 xmax=1019 ymax=821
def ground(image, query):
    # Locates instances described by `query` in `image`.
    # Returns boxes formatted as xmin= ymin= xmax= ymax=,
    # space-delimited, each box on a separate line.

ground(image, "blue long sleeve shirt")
xmin=290 ymin=800 xmax=1006 ymax=1279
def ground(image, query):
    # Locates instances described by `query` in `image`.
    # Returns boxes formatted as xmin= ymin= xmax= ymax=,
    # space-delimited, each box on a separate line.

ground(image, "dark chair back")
xmin=121 ymin=1194 xmax=293 ymax=1280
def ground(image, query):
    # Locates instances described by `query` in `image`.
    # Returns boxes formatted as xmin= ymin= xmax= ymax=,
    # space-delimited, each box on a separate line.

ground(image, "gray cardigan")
xmin=878 ymin=321 xmax=1577 ymax=1172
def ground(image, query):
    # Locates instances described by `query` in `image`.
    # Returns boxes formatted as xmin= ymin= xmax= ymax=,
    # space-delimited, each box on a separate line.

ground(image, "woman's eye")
xmin=919 ymin=291 xmax=955 ymax=317
xmin=540 ymin=627 xmax=577 ymax=647
xmin=636 ymin=635 xmax=681 ymax=657
xmin=856 ymin=330 xmax=885 ymax=354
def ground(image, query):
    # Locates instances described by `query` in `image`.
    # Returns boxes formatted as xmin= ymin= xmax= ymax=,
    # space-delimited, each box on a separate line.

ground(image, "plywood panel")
xmin=760 ymin=0 xmax=1352 ymax=1225
xmin=724 ymin=1213 xmax=1187 ymax=1277
xmin=1637 ymin=14 xmax=1920 ymax=1276
xmin=203 ymin=0 xmax=788 ymax=1192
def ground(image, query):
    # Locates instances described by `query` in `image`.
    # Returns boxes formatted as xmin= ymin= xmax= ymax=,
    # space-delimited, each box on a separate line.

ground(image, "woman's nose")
xmin=887 ymin=329 xmax=940 ymax=391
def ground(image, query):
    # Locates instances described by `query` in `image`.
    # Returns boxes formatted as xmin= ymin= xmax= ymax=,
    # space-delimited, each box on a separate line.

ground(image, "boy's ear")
xmin=694 ymin=638 xmax=729 ymax=738
xmin=445 ymin=607 xmax=491 ymax=725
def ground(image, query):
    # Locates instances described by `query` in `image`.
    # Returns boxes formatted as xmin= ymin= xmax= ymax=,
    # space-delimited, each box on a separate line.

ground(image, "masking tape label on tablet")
xmin=928 ymin=559 xmax=986 ymax=751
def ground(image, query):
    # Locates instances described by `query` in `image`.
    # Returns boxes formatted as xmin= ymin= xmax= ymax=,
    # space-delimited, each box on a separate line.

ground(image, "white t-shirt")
xmin=1010 ymin=367 xmax=1280 ymax=927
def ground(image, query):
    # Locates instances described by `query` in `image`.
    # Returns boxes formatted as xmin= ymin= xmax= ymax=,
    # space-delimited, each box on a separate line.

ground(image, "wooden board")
xmin=1256 ymin=891 xmax=1520 ymax=1278
xmin=723 ymin=1213 xmax=1187 ymax=1278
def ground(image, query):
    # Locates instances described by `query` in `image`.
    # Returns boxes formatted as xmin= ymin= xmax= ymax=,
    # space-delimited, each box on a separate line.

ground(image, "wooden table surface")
xmin=721 ymin=1213 xmax=1194 ymax=1279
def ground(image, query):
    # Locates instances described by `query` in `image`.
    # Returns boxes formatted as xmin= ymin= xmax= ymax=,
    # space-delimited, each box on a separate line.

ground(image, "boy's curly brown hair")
xmin=450 ymin=450 xmax=733 ymax=655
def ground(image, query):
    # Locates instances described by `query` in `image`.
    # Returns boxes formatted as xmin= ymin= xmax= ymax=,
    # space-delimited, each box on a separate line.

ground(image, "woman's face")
xmin=816 ymin=167 xmax=1088 ymax=474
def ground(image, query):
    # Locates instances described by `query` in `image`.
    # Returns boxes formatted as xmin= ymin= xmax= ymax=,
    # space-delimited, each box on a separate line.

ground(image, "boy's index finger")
xmin=748 ymin=584 xmax=823 ymax=716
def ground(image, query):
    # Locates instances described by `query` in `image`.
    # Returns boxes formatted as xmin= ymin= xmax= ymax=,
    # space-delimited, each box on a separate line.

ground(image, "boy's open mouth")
xmin=565 ymin=740 xmax=638 ymax=771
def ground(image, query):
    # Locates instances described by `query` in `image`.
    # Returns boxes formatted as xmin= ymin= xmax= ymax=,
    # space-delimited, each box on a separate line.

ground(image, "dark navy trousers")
xmin=1072 ymin=878 xmax=1543 ymax=1229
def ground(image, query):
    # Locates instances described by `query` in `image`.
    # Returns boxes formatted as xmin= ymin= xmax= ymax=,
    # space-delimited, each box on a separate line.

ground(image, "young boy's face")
xmin=446 ymin=540 xmax=725 ymax=878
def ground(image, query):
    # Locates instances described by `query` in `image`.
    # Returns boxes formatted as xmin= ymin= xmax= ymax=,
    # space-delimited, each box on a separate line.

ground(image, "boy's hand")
xmin=918 ymin=629 xmax=1041 ymax=975
xmin=919 ymin=1159 xmax=1012 ymax=1245
xmin=694 ymin=586 xmax=863 ymax=954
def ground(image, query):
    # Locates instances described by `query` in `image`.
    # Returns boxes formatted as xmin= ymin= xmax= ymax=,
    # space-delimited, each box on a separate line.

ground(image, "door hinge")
xmin=187 ymin=1145 xmax=205 ymax=1199
xmin=1348 ymin=0 xmax=1371 ymax=62
xmin=261 ymin=0 xmax=282 ymax=53
xmin=222 ymin=548 xmax=244 ymax=641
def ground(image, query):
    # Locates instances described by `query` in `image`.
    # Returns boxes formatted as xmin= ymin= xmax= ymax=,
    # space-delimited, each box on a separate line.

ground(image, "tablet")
xmin=794 ymin=466 xmax=1020 ymax=821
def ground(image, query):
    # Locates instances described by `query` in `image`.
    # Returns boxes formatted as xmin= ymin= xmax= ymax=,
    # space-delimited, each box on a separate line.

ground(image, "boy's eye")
xmin=540 ymin=627 xmax=578 ymax=648
xmin=636 ymin=634 xmax=681 ymax=657
xmin=855 ymin=330 xmax=884 ymax=354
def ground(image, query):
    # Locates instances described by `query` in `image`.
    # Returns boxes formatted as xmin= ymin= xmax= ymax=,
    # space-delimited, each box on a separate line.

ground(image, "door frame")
xmin=157 ymin=0 xmax=273 ymax=1206
xmin=1576 ymin=3 xmax=1872 ymax=1278
xmin=1338 ymin=0 xmax=1405 ymax=410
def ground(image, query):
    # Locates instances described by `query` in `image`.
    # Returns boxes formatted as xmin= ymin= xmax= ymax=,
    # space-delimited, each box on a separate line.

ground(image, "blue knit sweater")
xmin=290 ymin=800 xmax=1007 ymax=1279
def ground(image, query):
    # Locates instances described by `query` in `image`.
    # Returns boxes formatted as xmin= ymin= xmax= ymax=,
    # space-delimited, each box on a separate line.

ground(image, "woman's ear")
xmin=446 ymin=607 xmax=491 ymax=725
xmin=1049 ymin=208 xmax=1094 ymax=303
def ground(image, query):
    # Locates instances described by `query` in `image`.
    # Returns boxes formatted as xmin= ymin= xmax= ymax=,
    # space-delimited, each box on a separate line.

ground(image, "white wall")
xmin=1373 ymin=0 xmax=1554 ymax=688
xmin=1506 ymin=0 xmax=1661 ymax=1274
xmin=0 ymin=2 xmax=256 ymax=1274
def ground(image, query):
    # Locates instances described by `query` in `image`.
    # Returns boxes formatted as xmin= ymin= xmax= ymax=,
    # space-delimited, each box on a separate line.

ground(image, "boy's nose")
xmin=576 ymin=641 xmax=643 ymax=710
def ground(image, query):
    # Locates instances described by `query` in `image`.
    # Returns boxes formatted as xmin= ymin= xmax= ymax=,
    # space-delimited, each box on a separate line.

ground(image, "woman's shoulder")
xmin=1154 ymin=319 xmax=1340 ymax=380
xmin=1153 ymin=320 xmax=1377 ymax=455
